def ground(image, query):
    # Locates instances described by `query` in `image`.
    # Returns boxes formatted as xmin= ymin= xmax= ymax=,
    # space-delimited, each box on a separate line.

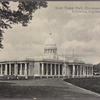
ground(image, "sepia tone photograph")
xmin=0 ymin=1 xmax=100 ymax=99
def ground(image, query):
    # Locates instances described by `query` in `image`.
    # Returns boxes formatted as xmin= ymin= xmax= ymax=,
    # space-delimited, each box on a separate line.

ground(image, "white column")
xmin=46 ymin=63 xmax=48 ymax=75
xmin=58 ymin=64 xmax=60 ymax=76
xmin=77 ymin=65 xmax=78 ymax=76
xmin=51 ymin=64 xmax=52 ymax=75
xmin=14 ymin=63 xmax=17 ymax=75
xmin=63 ymin=64 xmax=66 ymax=76
xmin=81 ymin=65 xmax=83 ymax=76
xmin=92 ymin=67 xmax=93 ymax=76
xmin=87 ymin=66 xmax=88 ymax=77
xmin=82 ymin=66 xmax=84 ymax=76
xmin=81 ymin=65 xmax=82 ymax=76
xmin=90 ymin=67 xmax=91 ymax=76
xmin=52 ymin=49 xmax=53 ymax=54
xmin=1 ymin=65 xmax=3 ymax=75
xmin=5 ymin=64 xmax=7 ymax=75
xmin=89 ymin=67 xmax=90 ymax=76
xmin=84 ymin=66 xmax=86 ymax=76
xmin=27 ymin=63 xmax=30 ymax=75
xmin=80 ymin=66 xmax=81 ymax=76
xmin=25 ymin=63 xmax=27 ymax=75
xmin=58 ymin=64 xmax=60 ymax=78
xmin=55 ymin=64 xmax=56 ymax=75
xmin=0 ymin=65 xmax=1 ymax=75
xmin=88 ymin=67 xmax=90 ymax=76
xmin=20 ymin=63 xmax=22 ymax=75
xmin=78 ymin=66 xmax=80 ymax=76
xmin=25 ymin=63 xmax=27 ymax=78
xmin=9 ymin=64 xmax=11 ymax=75
xmin=72 ymin=64 xmax=75 ymax=77
xmin=42 ymin=63 xmax=44 ymax=75
xmin=1 ymin=65 xmax=2 ymax=75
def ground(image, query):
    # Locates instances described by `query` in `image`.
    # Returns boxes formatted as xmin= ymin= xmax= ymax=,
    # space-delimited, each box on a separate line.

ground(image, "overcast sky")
xmin=1 ymin=1 xmax=100 ymax=64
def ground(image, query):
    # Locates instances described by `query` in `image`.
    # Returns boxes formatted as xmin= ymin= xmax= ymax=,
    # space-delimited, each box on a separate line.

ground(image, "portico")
xmin=0 ymin=60 xmax=93 ymax=79
xmin=39 ymin=62 xmax=63 ymax=77
xmin=0 ymin=62 xmax=30 ymax=78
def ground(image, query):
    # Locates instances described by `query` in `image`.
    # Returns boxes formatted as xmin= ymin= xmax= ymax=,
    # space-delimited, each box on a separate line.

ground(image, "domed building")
xmin=0 ymin=33 xmax=93 ymax=79
xmin=44 ymin=33 xmax=57 ymax=59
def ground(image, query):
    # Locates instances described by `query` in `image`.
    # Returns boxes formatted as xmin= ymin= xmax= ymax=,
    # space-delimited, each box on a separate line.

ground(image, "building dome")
xmin=44 ymin=33 xmax=57 ymax=57
xmin=45 ymin=33 xmax=56 ymax=46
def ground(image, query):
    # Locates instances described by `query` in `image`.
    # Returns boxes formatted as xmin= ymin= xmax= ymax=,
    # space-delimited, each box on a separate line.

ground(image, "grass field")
xmin=0 ymin=78 xmax=100 ymax=99
xmin=0 ymin=79 xmax=66 ymax=99
xmin=0 ymin=79 xmax=80 ymax=99
xmin=64 ymin=77 xmax=100 ymax=94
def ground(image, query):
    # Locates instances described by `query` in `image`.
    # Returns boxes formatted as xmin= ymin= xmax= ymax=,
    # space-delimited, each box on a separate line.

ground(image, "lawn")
xmin=0 ymin=81 xmax=66 ymax=99
xmin=0 ymin=79 xmax=80 ymax=99
xmin=0 ymin=78 xmax=100 ymax=99
xmin=64 ymin=77 xmax=100 ymax=94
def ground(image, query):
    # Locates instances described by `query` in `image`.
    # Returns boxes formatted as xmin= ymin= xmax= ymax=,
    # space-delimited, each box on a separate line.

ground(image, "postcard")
xmin=0 ymin=1 xmax=100 ymax=99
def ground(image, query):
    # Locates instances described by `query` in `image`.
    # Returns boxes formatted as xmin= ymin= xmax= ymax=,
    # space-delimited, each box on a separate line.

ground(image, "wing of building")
xmin=0 ymin=33 xmax=93 ymax=79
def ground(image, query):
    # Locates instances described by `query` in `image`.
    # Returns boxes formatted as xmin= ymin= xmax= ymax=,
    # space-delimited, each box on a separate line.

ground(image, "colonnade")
xmin=40 ymin=63 xmax=63 ymax=76
xmin=72 ymin=65 xmax=93 ymax=77
xmin=0 ymin=63 xmax=29 ymax=76
xmin=0 ymin=62 xmax=93 ymax=78
xmin=39 ymin=63 xmax=93 ymax=77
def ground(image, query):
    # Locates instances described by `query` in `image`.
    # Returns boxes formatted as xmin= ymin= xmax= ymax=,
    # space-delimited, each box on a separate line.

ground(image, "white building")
xmin=0 ymin=33 xmax=93 ymax=79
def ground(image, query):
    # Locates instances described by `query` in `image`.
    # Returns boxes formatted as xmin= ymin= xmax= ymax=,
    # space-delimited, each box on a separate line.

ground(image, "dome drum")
xmin=44 ymin=33 xmax=57 ymax=57
xmin=44 ymin=49 xmax=57 ymax=55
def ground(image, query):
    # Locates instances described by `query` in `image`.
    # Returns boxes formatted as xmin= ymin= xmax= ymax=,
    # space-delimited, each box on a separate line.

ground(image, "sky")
xmin=1 ymin=1 xmax=100 ymax=64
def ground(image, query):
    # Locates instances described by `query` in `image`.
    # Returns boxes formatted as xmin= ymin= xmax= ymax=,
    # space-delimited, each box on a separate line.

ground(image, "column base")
xmin=7 ymin=77 xmax=9 ymax=79
xmin=25 ymin=76 xmax=28 ymax=79
xmin=17 ymin=77 xmax=19 ymax=79
xmin=40 ymin=76 xmax=42 ymax=78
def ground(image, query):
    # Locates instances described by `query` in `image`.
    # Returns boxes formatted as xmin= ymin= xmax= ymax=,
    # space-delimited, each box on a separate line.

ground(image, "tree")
xmin=0 ymin=1 xmax=48 ymax=49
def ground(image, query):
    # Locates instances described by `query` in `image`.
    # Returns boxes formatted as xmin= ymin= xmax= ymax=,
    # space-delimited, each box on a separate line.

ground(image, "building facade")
xmin=0 ymin=33 xmax=93 ymax=79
